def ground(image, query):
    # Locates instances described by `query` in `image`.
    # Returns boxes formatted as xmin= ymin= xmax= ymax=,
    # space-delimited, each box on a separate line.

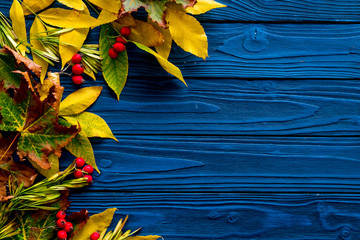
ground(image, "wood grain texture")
xmin=60 ymin=78 xmax=360 ymax=135
xmin=68 ymin=192 xmax=360 ymax=239
xmin=84 ymin=24 xmax=360 ymax=79
xmin=60 ymin=136 xmax=360 ymax=193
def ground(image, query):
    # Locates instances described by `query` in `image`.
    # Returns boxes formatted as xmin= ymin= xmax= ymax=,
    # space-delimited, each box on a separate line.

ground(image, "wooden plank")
xmin=120 ymin=23 xmax=360 ymax=79
xmin=68 ymin=192 xmax=360 ymax=239
xmin=60 ymin=136 xmax=360 ymax=193
xmin=61 ymin=78 xmax=360 ymax=135
xmin=194 ymin=0 xmax=360 ymax=22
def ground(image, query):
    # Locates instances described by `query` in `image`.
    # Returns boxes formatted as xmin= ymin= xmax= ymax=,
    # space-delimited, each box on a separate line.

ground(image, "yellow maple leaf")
xmin=166 ymin=6 xmax=208 ymax=60
xmin=186 ymin=0 xmax=226 ymax=15
xmin=10 ymin=0 xmax=27 ymax=55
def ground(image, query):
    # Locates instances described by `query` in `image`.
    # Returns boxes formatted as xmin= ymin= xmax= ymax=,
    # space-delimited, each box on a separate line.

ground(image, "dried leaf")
xmin=185 ymin=0 xmax=226 ymax=15
xmin=30 ymin=17 xmax=49 ymax=82
xmin=88 ymin=0 xmax=121 ymax=14
xmin=72 ymin=208 xmax=116 ymax=240
xmin=58 ymin=0 xmax=85 ymax=11
xmin=65 ymin=132 xmax=99 ymax=173
xmin=36 ymin=72 xmax=60 ymax=101
xmin=32 ymin=153 xmax=59 ymax=178
xmin=9 ymin=0 xmax=27 ymax=55
xmin=148 ymin=19 xmax=172 ymax=59
xmin=38 ymin=8 xmax=100 ymax=28
xmin=59 ymin=86 xmax=103 ymax=116
xmin=67 ymin=209 xmax=89 ymax=239
xmin=127 ymin=19 xmax=164 ymax=47
xmin=63 ymin=112 xmax=117 ymax=141
xmin=21 ymin=0 xmax=55 ymax=15
xmin=166 ymin=6 xmax=208 ymax=59
xmin=131 ymin=41 xmax=185 ymax=85
xmin=100 ymin=24 xmax=128 ymax=100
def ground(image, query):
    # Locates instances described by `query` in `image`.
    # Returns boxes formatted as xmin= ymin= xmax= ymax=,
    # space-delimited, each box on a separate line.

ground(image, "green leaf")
xmin=72 ymin=208 xmax=117 ymax=240
xmin=59 ymin=86 xmax=103 ymax=116
xmin=130 ymin=41 xmax=186 ymax=85
xmin=65 ymin=132 xmax=99 ymax=173
xmin=0 ymin=52 xmax=22 ymax=89
xmin=100 ymin=24 xmax=128 ymax=100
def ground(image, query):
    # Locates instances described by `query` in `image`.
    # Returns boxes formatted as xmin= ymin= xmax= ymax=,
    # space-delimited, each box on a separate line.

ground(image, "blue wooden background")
xmin=4 ymin=0 xmax=360 ymax=239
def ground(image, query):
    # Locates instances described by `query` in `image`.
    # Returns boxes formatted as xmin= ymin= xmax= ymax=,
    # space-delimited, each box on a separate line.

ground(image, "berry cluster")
xmin=56 ymin=211 xmax=73 ymax=240
xmin=71 ymin=54 xmax=85 ymax=85
xmin=108 ymin=26 xmax=131 ymax=59
xmin=74 ymin=157 xmax=94 ymax=183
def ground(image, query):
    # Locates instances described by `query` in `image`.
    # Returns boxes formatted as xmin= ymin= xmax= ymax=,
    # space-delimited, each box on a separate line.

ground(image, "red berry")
xmin=56 ymin=211 xmax=66 ymax=219
xmin=84 ymin=175 xmax=93 ymax=183
xmin=74 ymin=169 xmax=83 ymax=178
xmin=82 ymin=165 xmax=94 ymax=175
xmin=113 ymin=42 xmax=125 ymax=53
xmin=116 ymin=36 xmax=127 ymax=44
xmin=57 ymin=230 xmax=67 ymax=240
xmin=75 ymin=157 xmax=85 ymax=168
xmin=108 ymin=48 xmax=118 ymax=59
xmin=64 ymin=222 xmax=73 ymax=233
xmin=72 ymin=75 xmax=84 ymax=85
xmin=72 ymin=64 xmax=84 ymax=75
xmin=71 ymin=54 xmax=82 ymax=64
xmin=120 ymin=26 xmax=131 ymax=37
xmin=56 ymin=218 xmax=66 ymax=228
xmin=90 ymin=232 xmax=100 ymax=240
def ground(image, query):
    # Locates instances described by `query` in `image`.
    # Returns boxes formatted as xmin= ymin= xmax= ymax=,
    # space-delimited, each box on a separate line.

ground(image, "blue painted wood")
xmin=60 ymin=78 xmax=360 ymax=135
xmin=60 ymin=136 xmax=360 ymax=193
xmin=68 ymin=193 xmax=360 ymax=239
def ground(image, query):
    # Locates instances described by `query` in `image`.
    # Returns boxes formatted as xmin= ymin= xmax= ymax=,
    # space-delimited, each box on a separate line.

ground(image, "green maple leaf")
xmin=0 ymin=48 xmax=79 ymax=171
xmin=121 ymin=0 xmax=196 ymax=27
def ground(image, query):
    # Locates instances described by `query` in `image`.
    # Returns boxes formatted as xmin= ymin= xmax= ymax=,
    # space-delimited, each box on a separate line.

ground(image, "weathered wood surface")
xmin=68 ymin=193 xmax=360 ymax=239
xmin=62 ymin=78 xmax=360 ymax=135
xmin=61 ymin=136 xmax=360 ymax=193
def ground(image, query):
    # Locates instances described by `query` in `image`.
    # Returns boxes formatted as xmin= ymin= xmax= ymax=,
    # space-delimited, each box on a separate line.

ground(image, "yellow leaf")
xmin=30 ymin=18 xmax=49 ymax=82
xmin=131 ymin=41 xmax=186 ymax=86
xmin=65 ymin=133 xmax=99 ymax=173
xmin=96 ymin=9 xmax=118 ymax=26
xmin=33 ymin=153 xmax=59 ymax=178
xmin=148 ymin=19 xmax=172 ymax=59
xmin=84 ymin=68 xmax=96 ymax=80
xmin=88 ymin=0 xmax=121 ymax=14
xmin=10 ymin=0 xmax=27 ymax=55
xmin=36 ymin=72 xmax=60 ymax=100
xmin=166 ymin=7 xmax=208 ymax=59
xmin=58 ymin=0 xmax=85 ymax=10
xmin=21 ymin=0 xmax=55 ymax=15
xmin=72 ymin=208 xmax=117 ymax=240
xmin=126 ymin=236 xmax=162 ymax=240
xmin=59 ymin=86 xmax=102 ymax=116
xmin=63 ymin=112 xmax=117 ymax=141
xmin=115 ymin=13 xmax=136 ymax=27
xmin=185 ymin=0 xmax=226 ymax=15
xmin=127 ymin=19 xmax=164 ymax=47
xmin=38 ymin=8 xmax=100 ymax=28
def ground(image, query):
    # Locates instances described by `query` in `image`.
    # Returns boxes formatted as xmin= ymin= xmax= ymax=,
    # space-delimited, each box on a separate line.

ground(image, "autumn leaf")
xmin=38 ymin=8 xmax=100 ymax=28
xmin=97 ymin=9 xmax=119 ymax=26
xmin=88 ymin=0 xmax=121 ymax=14
xmin=0 ymin=52 xmax=79 ymax=171
xmin=21 ymin=0 xmax=55 ymax=15
xmin=72 ymin=208 xmax=117 ymax=240
xmin=59 ymin=86 xmax=102 ymax=116
xmin=148 ymin=19 xmax=172 ymax=59
xmin=186 ymin=0 xmax=226 ymax=15
xmin=0 ymin=51 xmax=22 ymax=89
xmin=175 ymin=0 xmax=197 ymax=8
xmin=58 ymin=0 xmax=85 ymax=11
xmin=32 ymin=153 xmax=59 ymax=178
xmin=166 ymin=6 xmax=208 ymax=59
xmin=128 ymin=19 xmax=164 ymax=47
xmin=63 ymin=112 xmax=117 ymax=141
xmin=65 ymin=132 xmax=98 ymax=173
xmin=100 ymin=24 xmax=128 ymax=100
xmin=30 ymin=18 xmax=49 ymax=82
xmin=131 ymin=41 xmax=186 ymax=85
xmin=9 ymin=0 xmax=27 ymax=55
xmin=59 ymin=4 xmax=90 ymax=68
xmin=66 ymin=209 xmax=89 ymax=239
